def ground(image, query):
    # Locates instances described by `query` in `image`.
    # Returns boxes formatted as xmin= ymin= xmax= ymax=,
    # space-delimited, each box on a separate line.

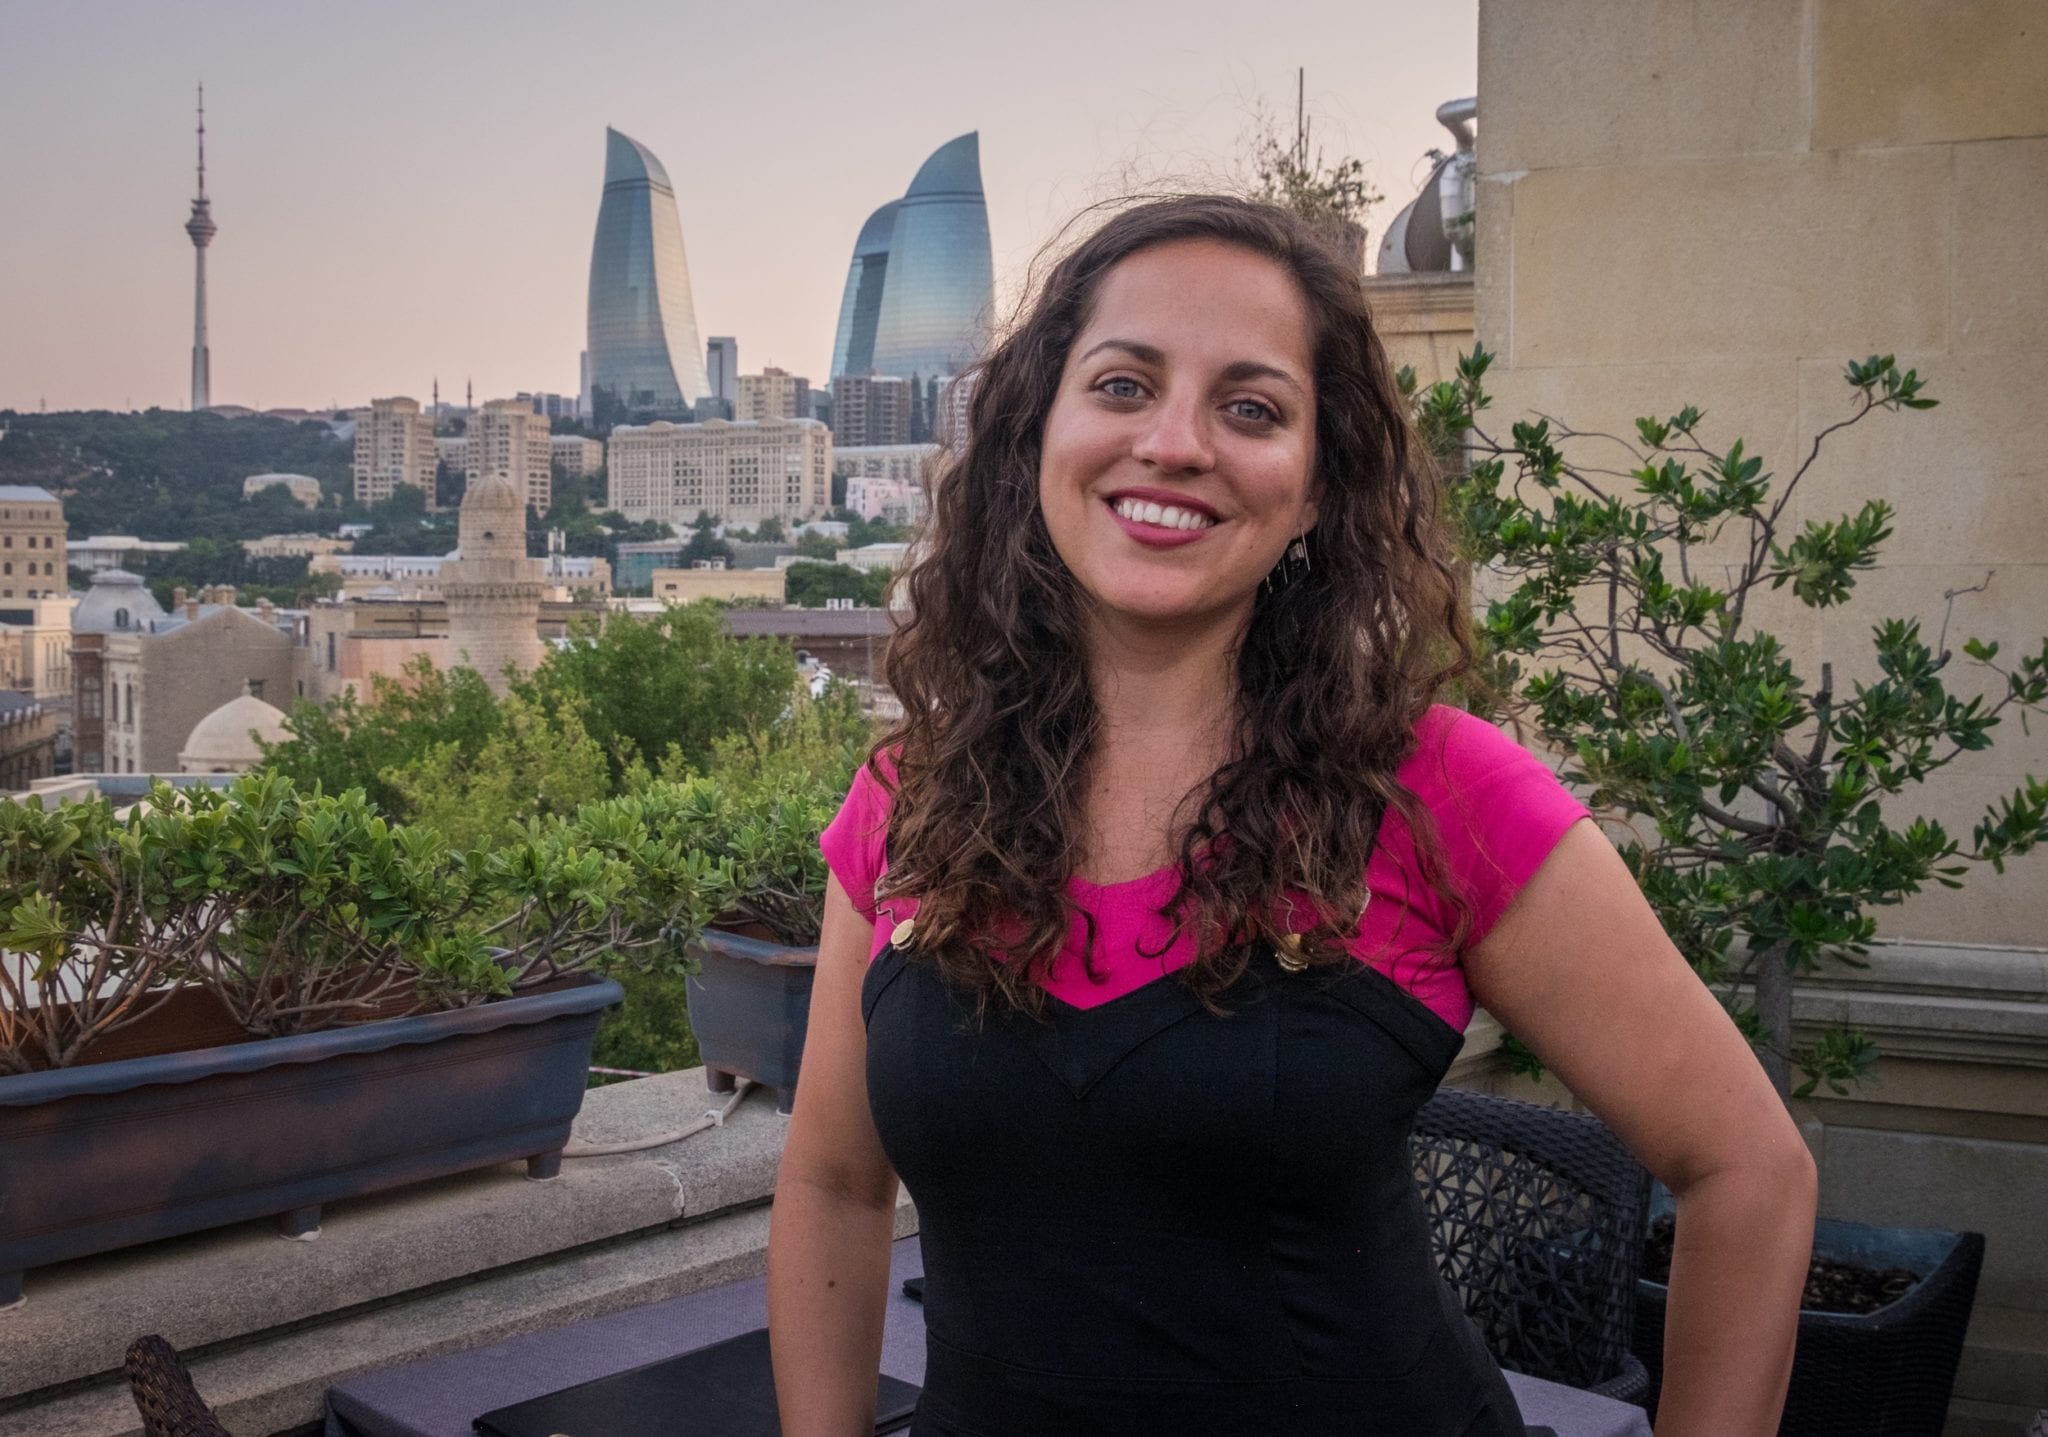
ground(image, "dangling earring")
xmin=1263 ymin=532 xmax=1313 ymax=594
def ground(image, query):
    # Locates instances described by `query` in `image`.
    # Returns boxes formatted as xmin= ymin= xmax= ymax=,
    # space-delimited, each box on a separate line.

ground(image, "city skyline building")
xmin=585 ymin=127 xmax=710 ymax=421
xmin=828 ymin=200 xmax=899 ymax=381
xmin=737 ymin=367 xmax=811 ymax=423
xmin=184 ymin=85 xmax=218 ymax=411
xmin=351 ymin=397 xmax=439 ymax=508
xmin=829 ymin=134 xmax=993 ymax=385
xmin=607 ymin=418 xmax=831 ymax=529
xmin=468 ymin=397 xmax=553 ymax=514
xmin=707 ymin=337 xmax=739 ymax=404
xmin=829 ymin=373 xmax=913 ymax=448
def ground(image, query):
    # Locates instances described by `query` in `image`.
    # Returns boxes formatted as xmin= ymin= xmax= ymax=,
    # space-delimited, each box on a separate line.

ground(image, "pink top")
xmin=820 ymin=705 xmax=1589 ymax=1036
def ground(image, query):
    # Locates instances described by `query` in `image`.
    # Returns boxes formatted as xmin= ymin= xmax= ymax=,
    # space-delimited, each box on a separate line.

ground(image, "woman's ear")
xmin=1297 ymin=486 xmax=1322 ymax=539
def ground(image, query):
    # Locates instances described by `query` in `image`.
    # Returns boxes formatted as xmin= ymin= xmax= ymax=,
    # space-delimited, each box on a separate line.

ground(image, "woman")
xmin=768 ymin=196 xmax=1815 ymax=1436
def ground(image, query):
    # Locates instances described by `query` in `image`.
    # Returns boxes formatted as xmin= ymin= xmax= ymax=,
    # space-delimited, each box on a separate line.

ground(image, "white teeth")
xmin=1112 ymin=498 xmax=1215 ymax=530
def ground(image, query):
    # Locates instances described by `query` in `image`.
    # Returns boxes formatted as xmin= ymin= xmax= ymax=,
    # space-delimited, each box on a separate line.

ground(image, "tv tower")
xmin=184 ymin=84 xmax=218 ymax=411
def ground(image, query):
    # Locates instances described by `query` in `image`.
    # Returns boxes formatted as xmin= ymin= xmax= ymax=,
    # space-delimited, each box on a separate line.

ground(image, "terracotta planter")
xmin=0 ymin=974 xmax=621 ymax=1308
xmin=687 ymin=927 xmax=818 ymax=1115
xmin=1632 ymin=1189 xmax=1984 ymax=1436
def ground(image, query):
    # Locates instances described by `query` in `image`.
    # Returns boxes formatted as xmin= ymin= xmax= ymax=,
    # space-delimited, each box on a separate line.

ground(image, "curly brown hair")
xmin=875 ymin=194 xmax=1475 ymax=1013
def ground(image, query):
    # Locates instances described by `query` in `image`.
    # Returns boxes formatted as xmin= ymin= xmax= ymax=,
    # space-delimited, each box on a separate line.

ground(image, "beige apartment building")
xmin=550 ymin=434 xmax=604 ymax=477
xmin=469 ymin=398 xmax=552 ymax=514
xmin=736 ymin=368 xmax=812 ymax=423
xmin=352 ymin=397 xmax=440 ymax=509
xmin=0 ymin=485 xmax=68 ymax=601
xmin=608 ymin=419 xmax=831 ymax=529
xmin=0 ymin=594 xmax=75 ymax=701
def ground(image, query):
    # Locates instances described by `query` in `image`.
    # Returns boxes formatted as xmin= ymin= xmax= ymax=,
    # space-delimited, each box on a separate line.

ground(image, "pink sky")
xmin=0 ymin=0 xmax=1477 ymax=414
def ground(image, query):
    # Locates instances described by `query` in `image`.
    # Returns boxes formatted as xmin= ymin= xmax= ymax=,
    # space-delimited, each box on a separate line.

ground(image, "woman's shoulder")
xmin=819 ymin=748 xmax=899 ymax=920
xmin=1397 ymin=704 xmax=1552 ymax=799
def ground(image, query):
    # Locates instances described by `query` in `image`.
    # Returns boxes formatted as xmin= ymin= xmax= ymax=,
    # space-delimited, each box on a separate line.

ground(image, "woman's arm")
xmin=768 ymin=875 xmax=903 ymax=1436
xmin=1463 ymin=820 xmax=1818 ymax=1437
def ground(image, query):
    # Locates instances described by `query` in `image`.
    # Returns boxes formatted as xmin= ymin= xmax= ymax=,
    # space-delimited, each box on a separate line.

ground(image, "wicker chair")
xmin=1410 ymin=1086 xmax=1652 ymax=1405
xmin=125 ymin=1335 xmax=234 ymax=1437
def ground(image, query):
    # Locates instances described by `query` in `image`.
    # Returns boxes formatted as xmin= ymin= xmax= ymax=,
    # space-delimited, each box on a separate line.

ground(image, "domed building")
xmin=71 ymin=569 xmax=168 ymax=637
xmin=178 ymin=691 xmax=290 ymax=774
xmin=439 ymin=470 xmax=544 ymax=694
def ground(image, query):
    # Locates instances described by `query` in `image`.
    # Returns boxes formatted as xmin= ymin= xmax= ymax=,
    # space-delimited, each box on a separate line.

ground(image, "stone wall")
xmin=1361 ymin=272 xmax=1474 ymax=392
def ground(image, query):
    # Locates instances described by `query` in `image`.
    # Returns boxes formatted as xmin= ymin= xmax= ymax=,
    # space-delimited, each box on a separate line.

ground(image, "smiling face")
xmin=1038 ymin=237 xmax=1320 ymax=640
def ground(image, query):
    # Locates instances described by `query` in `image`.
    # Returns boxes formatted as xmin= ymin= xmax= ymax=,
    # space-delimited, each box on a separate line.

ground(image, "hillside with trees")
xmin=0 ymin=409 xmax=353 ymax=540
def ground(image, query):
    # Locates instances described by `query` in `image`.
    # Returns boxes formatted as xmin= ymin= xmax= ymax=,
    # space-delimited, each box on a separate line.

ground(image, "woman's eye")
xmin=1228 ymin=398 xmax=1279 ymax=424
xmin=1097 ymin=377 xmax=1145 ymax=401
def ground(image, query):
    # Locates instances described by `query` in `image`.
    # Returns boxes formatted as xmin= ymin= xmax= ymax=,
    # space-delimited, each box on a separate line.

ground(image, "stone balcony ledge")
xmin=0 ymin=1069 xmax=918 ymax=1437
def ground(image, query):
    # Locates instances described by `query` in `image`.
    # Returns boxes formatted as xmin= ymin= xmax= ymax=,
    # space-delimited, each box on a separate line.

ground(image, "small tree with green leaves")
xmin=1421 ymin=349 xmax=2048 ymax=1101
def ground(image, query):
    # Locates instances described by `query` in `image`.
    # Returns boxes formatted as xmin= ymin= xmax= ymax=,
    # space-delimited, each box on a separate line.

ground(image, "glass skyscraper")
xmin=830 ymin=133 xmax=993 ymax=383
xmin=586 ymin=128 xmax=710 ymax=420
xmin=829 ymin=200 xmax=899 ymax=380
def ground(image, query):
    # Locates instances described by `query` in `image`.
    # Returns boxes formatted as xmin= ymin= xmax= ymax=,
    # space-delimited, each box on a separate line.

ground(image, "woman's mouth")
xmin=1105 ymin=494 xmax=1219 ymax=548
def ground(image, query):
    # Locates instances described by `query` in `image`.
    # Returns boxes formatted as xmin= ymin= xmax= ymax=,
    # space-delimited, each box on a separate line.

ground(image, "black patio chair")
xmin=125 ymin=1335 xmax=235 ymax=1437
xmin=1411 ymin=1086 xmax=1653 ymax=1404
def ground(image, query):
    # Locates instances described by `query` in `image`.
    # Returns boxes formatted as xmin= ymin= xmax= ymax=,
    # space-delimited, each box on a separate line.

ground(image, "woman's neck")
xmin=1084 ymin=606 xmax=1242 ymax=748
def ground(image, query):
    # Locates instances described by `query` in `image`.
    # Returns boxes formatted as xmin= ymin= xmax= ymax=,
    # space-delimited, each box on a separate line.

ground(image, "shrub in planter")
xmin=648 ymin=691 xmax=872 ymax=1111
xmin=1425 ymin=349 xmax=2043 ymax=1425
xmin=0 ymin=773 xmax=737 ymax=1301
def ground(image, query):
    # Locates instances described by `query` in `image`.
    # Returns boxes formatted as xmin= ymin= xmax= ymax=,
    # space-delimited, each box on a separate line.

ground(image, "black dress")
xmin=862 ymin=938 xmax=1538 ymax=1437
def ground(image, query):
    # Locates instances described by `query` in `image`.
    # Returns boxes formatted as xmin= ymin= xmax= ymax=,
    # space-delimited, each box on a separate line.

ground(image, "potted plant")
xmin=1423 ymin=348 xmax=2042 ymax=1431
xmin=667 ymin=689 xmax=873 ymax=1114
xmin=0 ymin=773 xmax=733 ymax=1307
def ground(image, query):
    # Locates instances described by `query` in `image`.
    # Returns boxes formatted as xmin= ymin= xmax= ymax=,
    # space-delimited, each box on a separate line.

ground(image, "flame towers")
xmin=184 ymin=85 xmax=217 ymax=411
xmin=830 ymin=133 xmax=993 ymax=383
xmin=586 ymin=128 xmax=709 ymax=420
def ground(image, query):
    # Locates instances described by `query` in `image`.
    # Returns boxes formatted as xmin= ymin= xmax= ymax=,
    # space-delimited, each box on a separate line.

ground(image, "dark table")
xmin=325 ymin=1236 xmax=1650 ymax=1437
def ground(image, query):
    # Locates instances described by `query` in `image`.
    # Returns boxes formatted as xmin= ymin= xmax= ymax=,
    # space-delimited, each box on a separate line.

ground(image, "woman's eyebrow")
xmin=1076 ymin=338 xmax=1164 ymax=366
xmin=1218 ymin=359 xmax=1305 ymax=399
xmin=1076 ymin=341 xmax=1306 ymax=400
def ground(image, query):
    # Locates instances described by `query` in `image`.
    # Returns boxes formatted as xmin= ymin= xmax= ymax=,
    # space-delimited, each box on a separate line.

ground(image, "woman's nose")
xmin=1131 ymin=395 xmax=1214 ymax=474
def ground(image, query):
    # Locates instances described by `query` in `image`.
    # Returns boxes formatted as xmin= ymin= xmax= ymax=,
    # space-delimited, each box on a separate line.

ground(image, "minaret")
xmin=184 ymin=84 xmax=218 ymax=411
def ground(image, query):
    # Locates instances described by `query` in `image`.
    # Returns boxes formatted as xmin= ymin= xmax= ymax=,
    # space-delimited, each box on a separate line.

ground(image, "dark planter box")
xmin=1632 ymin=1189 xmax=1985 ymax=1436
xmin=0 ymin=974 xmax=621 ymax=1308
xmin=686 ymin=927 xmax=818 ymax=1115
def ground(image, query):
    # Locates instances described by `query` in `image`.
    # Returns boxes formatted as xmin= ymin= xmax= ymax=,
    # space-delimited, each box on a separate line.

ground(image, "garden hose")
xmin=560 ymin=1078 xmax=758 ymax=1158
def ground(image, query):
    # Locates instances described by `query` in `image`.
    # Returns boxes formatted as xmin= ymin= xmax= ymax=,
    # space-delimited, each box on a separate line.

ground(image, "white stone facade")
xmin=607 ymin=419 xmax=831 ymax=529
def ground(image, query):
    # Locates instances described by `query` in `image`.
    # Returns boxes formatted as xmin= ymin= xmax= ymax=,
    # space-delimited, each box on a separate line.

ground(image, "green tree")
xmin=517 ymin=603 xmax=800 ymax=782
xmin=259 ymin=655 xmax=503 ymax=819
xmin=784 ymin=561 xmax=891 ymax=608
xmin=1430 ymin=349 xmax=2048 ymax=1102
xmin=383 ymin=693 xmax=611 ymax=850
xmin=824 ymin=510 xmax=913 ymax=549
xmin=680 ymin=512 xmax=735 ymax=568
xmin=794 ymin=530 xmax=840 ymax=561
